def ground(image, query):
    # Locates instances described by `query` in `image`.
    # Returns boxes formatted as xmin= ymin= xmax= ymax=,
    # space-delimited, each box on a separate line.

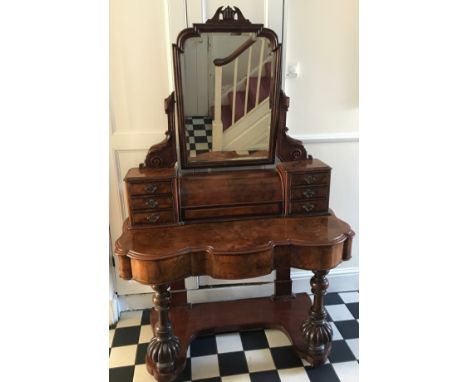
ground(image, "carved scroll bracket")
xmin=142 ymin=92 xmax=177 ymax=169
xmin=275 ymin=91 xmax=312 ymax=162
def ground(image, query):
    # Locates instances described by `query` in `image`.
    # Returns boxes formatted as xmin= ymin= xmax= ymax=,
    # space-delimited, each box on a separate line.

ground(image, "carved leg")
xmin=147 ymin=283 xmax=180 ymax=375
xmin=301 ymin=270 xmax=333 ymax=364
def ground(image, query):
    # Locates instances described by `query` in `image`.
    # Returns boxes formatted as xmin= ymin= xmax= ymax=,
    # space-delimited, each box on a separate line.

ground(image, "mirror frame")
xmin=173 ymin=6 xmax=282 ymax=169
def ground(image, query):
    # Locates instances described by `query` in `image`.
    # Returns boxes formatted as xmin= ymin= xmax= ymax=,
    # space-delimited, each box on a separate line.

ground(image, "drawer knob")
xmin=144 ymin=184 xmax=158 ymax=193
xmin=302 ymin=203 xmax=316 ymax=212
xmin=303 ymin=189 xmax=316 ymax=198
xmin=146 ymin=213 xmax=160 ymax=223
xmin=146 ymin=199 xmax=159 ymax=208
xmin=304 ymin=175 xmax=317 ymax=184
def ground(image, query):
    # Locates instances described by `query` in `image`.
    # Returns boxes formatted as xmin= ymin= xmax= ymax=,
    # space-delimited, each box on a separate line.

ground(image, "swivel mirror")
xmin=173 ymin=7 xmax=282 ymax=168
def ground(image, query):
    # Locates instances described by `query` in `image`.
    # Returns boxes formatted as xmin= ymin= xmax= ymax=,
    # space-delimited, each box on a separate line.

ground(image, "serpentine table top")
xmin=115 ymin=213 xmax=354 ymax=285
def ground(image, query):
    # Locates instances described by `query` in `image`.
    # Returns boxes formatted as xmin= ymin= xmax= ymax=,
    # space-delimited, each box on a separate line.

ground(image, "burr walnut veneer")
xmin=114 ymin=6 xmax=355 ymax=382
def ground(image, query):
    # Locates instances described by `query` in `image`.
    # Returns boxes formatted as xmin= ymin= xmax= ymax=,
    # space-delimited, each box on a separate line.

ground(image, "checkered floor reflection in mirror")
xmin=185 ymin=117 xmax=212 ymax=158
xmin=109 ymin=291 xmax=358 ymax=382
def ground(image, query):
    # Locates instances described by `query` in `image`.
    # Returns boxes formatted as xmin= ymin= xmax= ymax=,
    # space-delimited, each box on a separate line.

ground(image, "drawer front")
xmin=290 ymin=186 xmax=329 ymax=201
xmin=128 ymin=181 xmax=172 ymax=196
xmin=290 ymin=172 xmax=330 ymax=187
xmin=290 ymin=199 xmax=329 ymax=215
xmin=132 ymin=210 xmax=175 ymax=225
xmin=180 ymin=170 xmax=282 ymax=207
xmin=183 ymin=203 xmax=282 ymax=221
xmin=130 ymin=196 xmax=173 ymax=211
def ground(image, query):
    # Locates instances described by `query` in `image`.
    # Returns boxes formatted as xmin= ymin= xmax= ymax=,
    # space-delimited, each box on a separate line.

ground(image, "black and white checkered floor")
xmin=109 ymin=291 xmax=358 ymax=382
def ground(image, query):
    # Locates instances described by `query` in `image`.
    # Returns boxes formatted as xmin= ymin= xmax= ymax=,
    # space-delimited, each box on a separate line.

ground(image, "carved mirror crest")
xmin=173 ymin=6 xmax=282 ymax=169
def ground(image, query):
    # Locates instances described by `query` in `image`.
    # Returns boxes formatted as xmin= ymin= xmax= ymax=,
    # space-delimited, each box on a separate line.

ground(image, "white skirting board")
xmin=116 ymin=267 xmax=359 ymax=312
xmin=109 ymin=294 xmax=120 ymax=325
xmin=291 ymin=267 xmax=359 ymax=294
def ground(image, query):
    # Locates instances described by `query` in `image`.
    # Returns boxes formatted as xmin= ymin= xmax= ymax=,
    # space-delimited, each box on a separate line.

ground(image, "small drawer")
xmin=290 ymin=199 xmax=329 ymax=215
xmin=132 ymin=210 xmax=175 ymax=225
xmin=291 ymin=186 xmax=329 ymax=201
xmin=290 ymin=172 xmax=330 ymax=187
xmin=130 ymin=196 xmax=173 ymax=211
xmin=128 ymin=181 xmax=172 ymax=196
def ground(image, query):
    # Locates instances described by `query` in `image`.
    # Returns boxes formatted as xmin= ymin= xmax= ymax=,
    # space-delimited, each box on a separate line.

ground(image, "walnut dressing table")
xmin=114 ymin=7 xmax=354 ymax=382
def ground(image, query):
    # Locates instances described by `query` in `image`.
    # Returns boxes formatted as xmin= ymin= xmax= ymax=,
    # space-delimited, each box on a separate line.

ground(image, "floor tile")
xmin=277 ymin=367 xmax=310 ymax=382
xmin=190 ymin=354 xmax=220 ymax=380
xmin=250 ymin=370 xmax=281 ymax=382
xmin=109 ymin=345 xmax=138 ymax=368
xmin=325 ymin=293 xmax=345 ymax=305
xmin=141 ymin=309 xmax=151 ymax=325
xmin=245 ymin=348 xmax=275 ymax=372
xmin=132 ymin=364 xmax=155 ymax=382
xmin=240 ymin=330 xmax=269 ymax=350
xmin=221 ymin=373 xmax=250 ymax=382
xmin=113 ymin=326 xmax=141 ymax=347
xmin=218 ymin=351 xmax=248 ymax=376
xmin=329 ymin=321 xmax=343 ymax=340
xmin=109 ymin=329 xmax=115 ymax=348
xmin=327 ymin=341 xmax=356 ymax=363
xmin=265 ymin=329 xmax=291 ymax=348
xmin=332 ymin=361 xmax=359 ymax=382
xmin=216 ymin=332 xmax=243 ymax=353
xmin=191 ymin=335 xmax=218 ymax=357
xmin=117 ymin=311 xmax=143 ymax=328
xmin=305 ymin=363 xmax=340 ymax=382
xmin=346 ymin=302 xmax=359 ymax=319
xmin=334 ymin=320 xmax=359 ymax=339
xmin=338 ymin=292 xmax=359 ymax=304
xmin=109 ymin=365 xmax=134 ymax=382
xmin=270 ymin=346 xmax=303 ymax=369
xmin=138 ymin=324 xmax=153 ymax=343
xmin=345 ymin=339 xmax=359 ymax=360
xmin=326 ymin=305 xmax=354 ymax=322
xmin=135 ymin=342 xmax=148 ymax=365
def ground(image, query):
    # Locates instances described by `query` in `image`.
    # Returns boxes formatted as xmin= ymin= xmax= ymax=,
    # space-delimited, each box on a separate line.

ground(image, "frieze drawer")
xmin=182 ymin=202 xmax=282 ymax=221
xmin=290 ymin=172 xmax=330 ymax=187
xmin=290 ymin=199 xmax=329 ymax=215
xmin=128 ymin=181 xmax=172 ymax=196
xmin=130 ymin=196 xmax=173 ymax=211
xmin=290 ymin=186 xmax=329 ymax=201
xmin=132 ymin=210 xmax=175 ymax=225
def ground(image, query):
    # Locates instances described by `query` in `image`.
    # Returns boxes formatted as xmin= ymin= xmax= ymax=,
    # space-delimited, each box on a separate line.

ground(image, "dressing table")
xmin=114 ymin=6 xmax=354 ymax=382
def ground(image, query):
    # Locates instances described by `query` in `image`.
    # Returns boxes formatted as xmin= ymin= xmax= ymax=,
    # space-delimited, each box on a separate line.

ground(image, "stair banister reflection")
xmin=212 ymin=36 xmax=258 ymax=152
xmin=212 ymin=64 xmax=223 ymax=151
xmin=255 ymin=39 xmax=265 ymax=107
xmin=244 ymin=46 xmax=252 ymax=115
xmin=232 ymin=58 xmax=238 ymax=126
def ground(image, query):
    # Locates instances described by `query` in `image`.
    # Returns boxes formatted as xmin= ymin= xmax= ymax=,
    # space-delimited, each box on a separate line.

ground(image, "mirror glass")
xmin=180 ymin=33 xmax=274 ymax=164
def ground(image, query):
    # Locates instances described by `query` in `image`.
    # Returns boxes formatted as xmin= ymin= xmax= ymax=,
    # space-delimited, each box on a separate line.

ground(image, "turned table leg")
xmin=301 ymin=270 xmax=333 ymax=364
xmin=147 ymin=283 xmax=180 ymax=376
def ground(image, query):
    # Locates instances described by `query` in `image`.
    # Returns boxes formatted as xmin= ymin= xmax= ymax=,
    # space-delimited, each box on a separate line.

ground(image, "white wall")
xmin=109 ymin=0 xmax=173 ymax=297
xmin=285 ymin=0 xmax=359 ymax=134
xmin=285 ymin=0 xmax=359 ymax=268
xmin=110 ymin=0 xmax=171 ymax=134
